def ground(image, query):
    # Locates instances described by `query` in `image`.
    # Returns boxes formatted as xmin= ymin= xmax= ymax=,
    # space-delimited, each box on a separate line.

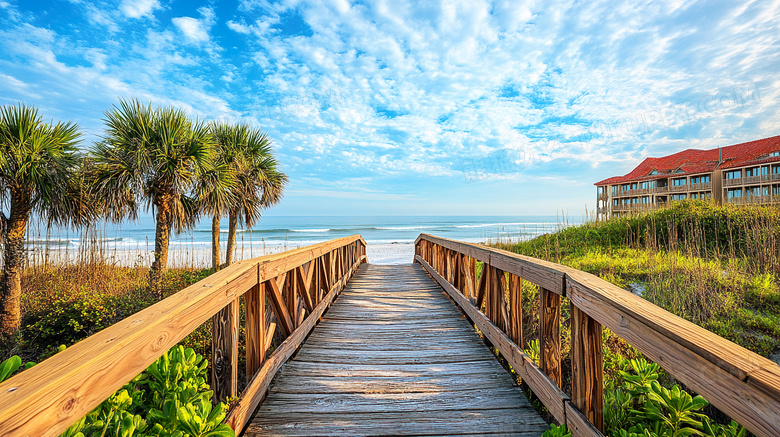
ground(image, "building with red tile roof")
xmin=595 ymin=135 xmax=780 ymax=219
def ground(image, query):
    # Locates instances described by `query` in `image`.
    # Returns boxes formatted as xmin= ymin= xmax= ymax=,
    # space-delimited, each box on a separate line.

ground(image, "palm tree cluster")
xmin=0 ymin=100 xmax=287 ymax=337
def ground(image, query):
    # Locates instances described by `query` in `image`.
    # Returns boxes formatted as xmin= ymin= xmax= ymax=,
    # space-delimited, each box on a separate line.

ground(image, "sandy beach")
xmin=26 ymin=242 xmax=417 ymax=268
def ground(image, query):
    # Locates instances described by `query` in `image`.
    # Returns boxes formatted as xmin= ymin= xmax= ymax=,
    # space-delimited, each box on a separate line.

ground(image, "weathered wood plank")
xmin=265 ymin=276 xmax=295 ymax=337
xmin=249 ymin=409 xmax=544 ymax=436
xmin=245 ymin=283 xmax=265 ymax=384
xmin=212 ymin=298 xmax=239 ymax=402
xmin=571 ymin=305 xmax=604 ymax=432
xmin=540 ymin=287 xmax=562 ymax=388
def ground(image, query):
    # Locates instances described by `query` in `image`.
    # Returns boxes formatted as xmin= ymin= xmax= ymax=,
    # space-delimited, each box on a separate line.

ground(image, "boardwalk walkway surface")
xmin=246 ymin=263 xmax=547 ymax=436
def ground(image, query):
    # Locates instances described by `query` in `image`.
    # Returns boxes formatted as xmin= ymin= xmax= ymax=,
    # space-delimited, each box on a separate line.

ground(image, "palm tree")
xmin=206 ymin=123 xmax=287 ymax=267
xmin=196 ymin=122 xmax=238 ymax=271
xmin=0 ymin=104 xmax=86 ymax=336
xmin=89 ymin=99 xmax=215 ymax=293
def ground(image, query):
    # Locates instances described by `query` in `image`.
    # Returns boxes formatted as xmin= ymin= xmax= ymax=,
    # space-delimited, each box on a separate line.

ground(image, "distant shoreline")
xmin=24 ymin=241 xmax=419 ymax=268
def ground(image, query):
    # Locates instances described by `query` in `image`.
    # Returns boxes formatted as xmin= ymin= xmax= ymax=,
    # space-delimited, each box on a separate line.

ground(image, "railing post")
xmin=509 ymin=274 xmax=523 ymax=349
xmin=571 ymin=304 xmax=604 ymax=431
xmin=245 ymin=280 xmax=265 ymax=383
xmin=212 ymin=298 xmax=239 ymax=403
xmin=540 ymin=287 xmax=562 ymax=387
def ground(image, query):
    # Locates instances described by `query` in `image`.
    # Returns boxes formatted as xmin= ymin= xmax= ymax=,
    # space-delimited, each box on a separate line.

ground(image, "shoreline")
xmin=24 ymin=241 xmax=419 ymax=268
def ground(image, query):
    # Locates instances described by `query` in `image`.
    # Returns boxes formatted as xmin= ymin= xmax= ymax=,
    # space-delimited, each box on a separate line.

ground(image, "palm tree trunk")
xmin=225 ymin=209 xmax=238 ymax=266
xmin=149 ymin=193 xmax=172 ymax=296
xmin=212 ymin=214 xmax=221 ymax=271
xmin=0 ymin=189 xmax=31 ymax=337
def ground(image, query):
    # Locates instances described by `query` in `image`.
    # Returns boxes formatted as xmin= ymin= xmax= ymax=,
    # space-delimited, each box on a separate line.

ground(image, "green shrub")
xmin=24 ymin=289 xmax=116 ymax=347
xmin=63 ymin=345 xmax=235 ymax=437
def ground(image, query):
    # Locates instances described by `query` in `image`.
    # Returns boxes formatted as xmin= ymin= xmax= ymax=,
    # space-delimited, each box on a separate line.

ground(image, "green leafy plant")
xmin=542 ymin=424 xmax=571 ymax=437
xmin=0 ymin=355 xmax=21 ymax=383
xmin=636 ymin=381 xmax=709 ymax=436
xmin=62 ymin=345 xmax=235 ymax=437
xmin=525 ymin=339 xmax=540 ymax=364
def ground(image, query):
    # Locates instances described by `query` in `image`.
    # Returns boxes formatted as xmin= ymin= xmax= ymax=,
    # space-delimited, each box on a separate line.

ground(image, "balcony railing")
xmin=669 ymin=184 xmax=688 ymax=192
xmin=723 ymin=174 xmax=780 ymax=187
xmin=726 ymin=195 xmax=780 ymax=205
xmin=689 ymin=182 xmax=712 ymax=191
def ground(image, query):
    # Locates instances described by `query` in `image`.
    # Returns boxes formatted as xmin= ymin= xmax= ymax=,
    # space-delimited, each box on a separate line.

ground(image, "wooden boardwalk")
xmin=246 ymin=263 xmax=547 ymax=436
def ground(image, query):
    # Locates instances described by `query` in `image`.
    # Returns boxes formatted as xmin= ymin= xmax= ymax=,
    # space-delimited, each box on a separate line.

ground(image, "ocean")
xmin=25 ymin=215 xmax=582 ymax=266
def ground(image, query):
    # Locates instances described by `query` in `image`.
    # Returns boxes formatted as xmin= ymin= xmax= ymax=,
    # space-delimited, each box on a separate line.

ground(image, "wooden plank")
xmin=248 ymin=409 xmax=544 ymax=436
xmin=295 ymin=266 xmax=314 ymax=312
xmin=416 ymin=255 xmax=568 ymax=424
xmin=571 ymin=305 xmax=604 ymax=432
xmin=475 ymin=261 xmax=488 ymax=310
xmin=265 ymin=276 xmax=295 ymax=337
xmin=212 ymin=298 xmax=239 ymax=402
xmin=245 ymin=283 xmax=265 ymax=384
xmin=286 ymin=269 xmax=297 ymax=329
xmin=565 ymin=401 xmax=605 ymax=437
xmin=540 ymin=287 xmax=562 ymax=387
xmin=510 ymin=274 xmax=523 ymax=348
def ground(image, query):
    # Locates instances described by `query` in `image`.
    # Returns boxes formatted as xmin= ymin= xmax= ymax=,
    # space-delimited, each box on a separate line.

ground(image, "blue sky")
xmin=1 ymin=0 xmax=779 ymax=217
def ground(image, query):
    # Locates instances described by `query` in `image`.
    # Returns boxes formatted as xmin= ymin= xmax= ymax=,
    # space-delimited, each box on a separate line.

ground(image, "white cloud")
xmin=120 ymin=0 xmax=160 ymax=19
xmin=172 ymin=7 xmax=216 ymax=44
xmin=172 ymin=17 xmax=209 ymax=42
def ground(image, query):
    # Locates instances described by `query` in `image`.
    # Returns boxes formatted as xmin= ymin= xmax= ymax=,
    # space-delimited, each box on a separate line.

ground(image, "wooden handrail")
xmin=414 ymin=233 xmax=780 ymax=437
xmin=0 ymin=235 xmax=367 ymax=437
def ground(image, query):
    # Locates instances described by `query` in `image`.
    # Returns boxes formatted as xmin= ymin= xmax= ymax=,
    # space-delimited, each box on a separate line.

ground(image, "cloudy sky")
xmin=1 ymin=0 xmax=779 ymax=217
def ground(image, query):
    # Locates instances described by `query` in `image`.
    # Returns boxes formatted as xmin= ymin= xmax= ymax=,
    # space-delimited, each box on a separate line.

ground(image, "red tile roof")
xmin=595 ymin=135 xmax=780 ymax=185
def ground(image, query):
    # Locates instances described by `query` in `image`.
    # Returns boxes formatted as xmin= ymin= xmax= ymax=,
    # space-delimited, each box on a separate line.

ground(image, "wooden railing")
xmin=0 ymin=235 xmax=367 ymax=437
xmin=414 ymin=234 xmax=780 ymax=437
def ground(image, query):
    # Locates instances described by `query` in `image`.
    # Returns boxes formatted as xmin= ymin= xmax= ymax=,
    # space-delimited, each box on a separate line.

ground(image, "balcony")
xmin=724 ymin=175 xmax=778 ymax=186
xmin=669 ymin=184 xmax=688 ymax=192
xmin=611 ymin=203 xmax=655 ymax=213
xmin=689 ymin=182 xmax=712 ymax=191
xmin=726 ymin=195 xmax=780 ymax=205
xmin=597 ymin=192 xmax=608 ymax=200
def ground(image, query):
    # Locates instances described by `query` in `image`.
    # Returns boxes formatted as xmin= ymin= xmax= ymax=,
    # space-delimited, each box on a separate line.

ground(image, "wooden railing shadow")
xmin=0 ymin=235 xmax=367 ymax=436
xmin=414 ymin=233 xmax=780 ymax=437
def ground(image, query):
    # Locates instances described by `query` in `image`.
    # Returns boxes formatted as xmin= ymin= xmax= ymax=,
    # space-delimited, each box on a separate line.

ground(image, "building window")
xmin=745 ymin=187 xmax=761 ymax=197
xmin=725 ymin=170 xmax=741 ymax=180
xmin=612 ymin=186 xmax=618 ymax=195
xmin=622 ymin=184 xmax=630 ymax=192
xmin=727 ymin=188 xmax=742 ymax=198
xmin=613 ymin=199 xmax=618 ymax=206
xmin=690 ymin=193 xmax=699 ymax=199
xmin=774 ymin=185 xmax=780 ymax=196
xmin=770 ymin=151 xmax=780 ymax=157
xmin=691 ymin=175 xmax=710 ymax=184
xmin=763 ymin=186 xmax=770 ymax=196
xmin=671 ymin=194 xmax=687 ymax=201
xmin=672 ymin=178 xmax=687 ymax=186
xmin=703 ymin=192 xmax=711 ymax=198
xmin=745 ymin=167 xmax=761 ymax=177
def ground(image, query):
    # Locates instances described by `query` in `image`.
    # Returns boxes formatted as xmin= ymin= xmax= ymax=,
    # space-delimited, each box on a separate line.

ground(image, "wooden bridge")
xmin=1 ymin=234 xmax=779 ymax=436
